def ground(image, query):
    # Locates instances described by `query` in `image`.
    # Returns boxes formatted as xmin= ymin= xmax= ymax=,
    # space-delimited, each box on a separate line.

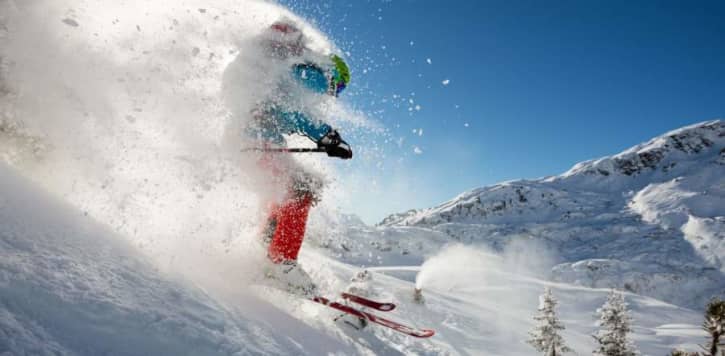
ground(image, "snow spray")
xmin=415 ymin=244 xmax=502 ymax=293
xmin=0 ymin=0 xmax=372 ymax=299
xmin=415 ymin=241 xmax=556 ymax=293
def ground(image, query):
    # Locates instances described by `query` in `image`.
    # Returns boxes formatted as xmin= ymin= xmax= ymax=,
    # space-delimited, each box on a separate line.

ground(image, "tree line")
xmin=528 ymin=288 xmax=724 ymax=355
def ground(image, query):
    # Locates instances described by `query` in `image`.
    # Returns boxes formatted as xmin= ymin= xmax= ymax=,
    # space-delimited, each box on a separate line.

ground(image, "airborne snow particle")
xmin=426 ymin=58 xmax=432 ymax=65
xmin=198 ymin=8 xmax=207 ymax=13
xmin=413 ymin=146 xmax=423 ymax=155
xmin=442 ymin=79 xmax=450 ymax=86
xmin=192 ymin=47 xmax=200 ymax=56
xmin=62 ymin=18 xmax=79 ymax=27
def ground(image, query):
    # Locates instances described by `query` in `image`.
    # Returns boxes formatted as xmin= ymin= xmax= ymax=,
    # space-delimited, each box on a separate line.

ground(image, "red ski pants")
xmin=258 ymin=151 xmax=317 ymax=263
xmin=266 ymin=193 xmax=313 ymax=263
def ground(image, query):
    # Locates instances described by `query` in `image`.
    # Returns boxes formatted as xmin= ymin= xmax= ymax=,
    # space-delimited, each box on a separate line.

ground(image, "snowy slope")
xmin=290 ymin=223 xmax=707 ymax=356
xmin=309 ymin=245 xmax=703 ymax=356
xmin=377 ymin=120 xmax=725 ymax=309
xmin=0 ymin=162 xmax=705 ymax=355
xmin=0 ymin=128 xmax=713 ymax=355
xmin=0 ymin=162 xmax=372 ymax=355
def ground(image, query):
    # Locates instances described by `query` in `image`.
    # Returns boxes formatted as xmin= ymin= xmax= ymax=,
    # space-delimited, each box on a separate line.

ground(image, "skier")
xmin=245 ymin=19 xmax=352 ymax=296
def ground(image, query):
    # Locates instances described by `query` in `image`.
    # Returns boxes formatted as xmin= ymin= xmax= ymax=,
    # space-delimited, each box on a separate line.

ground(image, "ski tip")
xmin=412 ymin=329 xmax=435 ymax=338
xmin=379 ymin=304 xmax=395 ymax=312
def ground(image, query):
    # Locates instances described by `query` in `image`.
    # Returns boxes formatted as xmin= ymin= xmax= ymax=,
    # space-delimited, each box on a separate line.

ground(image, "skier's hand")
xmin=318 ymin=129 xmax=353 ymax=159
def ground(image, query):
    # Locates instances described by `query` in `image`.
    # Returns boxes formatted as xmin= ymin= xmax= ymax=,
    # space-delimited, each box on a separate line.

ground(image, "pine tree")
xmin=593 ymin=290 xmax=638 ymax=356
xmin=528 ymin=288 xmax=571 ymax=355
xmin=702 ymin=297 xmax=725 ymax=356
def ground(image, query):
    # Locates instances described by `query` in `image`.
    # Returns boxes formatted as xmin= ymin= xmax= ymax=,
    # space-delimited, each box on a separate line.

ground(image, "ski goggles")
xmin=329 ymin=54 xmax=350 ymax=97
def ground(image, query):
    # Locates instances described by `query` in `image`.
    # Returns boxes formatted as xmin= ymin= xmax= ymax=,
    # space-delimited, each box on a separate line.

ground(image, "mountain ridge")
xmin=381 ymin=120 xmax=724 ymax=227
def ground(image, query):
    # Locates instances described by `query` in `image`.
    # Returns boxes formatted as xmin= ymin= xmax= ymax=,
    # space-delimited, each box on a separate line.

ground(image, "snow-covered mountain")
xmin=376 ymin=120 xmax=725 ymax=309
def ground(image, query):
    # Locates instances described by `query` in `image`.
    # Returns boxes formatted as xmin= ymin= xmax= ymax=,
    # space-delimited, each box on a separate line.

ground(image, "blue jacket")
xmin=249 ymin=63 xmax=332 ymax=144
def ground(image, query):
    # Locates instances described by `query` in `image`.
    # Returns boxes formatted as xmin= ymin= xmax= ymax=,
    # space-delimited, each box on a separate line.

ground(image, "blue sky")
xmin=278 ymin=0 xmax=725 ymax=224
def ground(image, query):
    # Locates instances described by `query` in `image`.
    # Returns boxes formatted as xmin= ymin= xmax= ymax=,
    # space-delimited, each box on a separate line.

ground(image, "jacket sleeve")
xmin=247 ymin=63 xmax=332 ymax=143
xmin=271 ymin=107 xmax=331 ymax=141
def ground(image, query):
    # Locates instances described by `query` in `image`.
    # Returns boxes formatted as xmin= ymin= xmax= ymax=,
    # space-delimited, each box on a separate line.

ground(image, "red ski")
xmin=311 ymin=296 xmax=435 ymax=338
xmin=341 ymin=292 xmax=396 ymax=312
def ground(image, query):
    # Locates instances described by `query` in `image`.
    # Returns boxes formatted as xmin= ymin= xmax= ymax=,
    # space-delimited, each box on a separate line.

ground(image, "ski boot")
xmin=263 ymin=260 xmax=318 ymax=298
xmin=345 ymin=269 xmax=374 ymax=297
xmin=333 ymin=270 xmax=374 ymax=330
xmin=334 ymin=312 xmax=368 ymax=330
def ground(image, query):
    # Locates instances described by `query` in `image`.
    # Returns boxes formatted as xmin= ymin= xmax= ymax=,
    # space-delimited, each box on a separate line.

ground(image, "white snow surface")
xmin=0 ymin=162 xmax=352 ymax=356
xmin=0 ymin=0 xmax=717 ymax=354
xmin=0 ymin=163 xmax=706 ymax=355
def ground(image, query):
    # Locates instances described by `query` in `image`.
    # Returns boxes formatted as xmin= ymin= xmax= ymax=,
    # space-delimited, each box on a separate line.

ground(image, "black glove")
xmin=317 ymin=129 xmax=353 ymax=159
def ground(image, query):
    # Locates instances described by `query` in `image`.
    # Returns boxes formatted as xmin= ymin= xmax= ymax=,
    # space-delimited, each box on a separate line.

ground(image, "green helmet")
xmin=329 ymin=54 xmax=350 ymax=96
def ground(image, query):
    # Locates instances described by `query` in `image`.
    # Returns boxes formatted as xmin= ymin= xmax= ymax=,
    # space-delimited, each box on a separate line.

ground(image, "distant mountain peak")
xmin=381 ymin=120 xmax=724 ymax=227
xmin=558 ymin=120 xmax=723 ymax=181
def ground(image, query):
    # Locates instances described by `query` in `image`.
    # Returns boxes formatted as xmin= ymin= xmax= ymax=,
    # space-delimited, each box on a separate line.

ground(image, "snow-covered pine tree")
xmin=528 ymin=288 xmax=571 ymax=355
xmin=593 ymin=290 xmax=638 ymax=356
xmin=702 ymin=297 xmax=725 ymax=356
